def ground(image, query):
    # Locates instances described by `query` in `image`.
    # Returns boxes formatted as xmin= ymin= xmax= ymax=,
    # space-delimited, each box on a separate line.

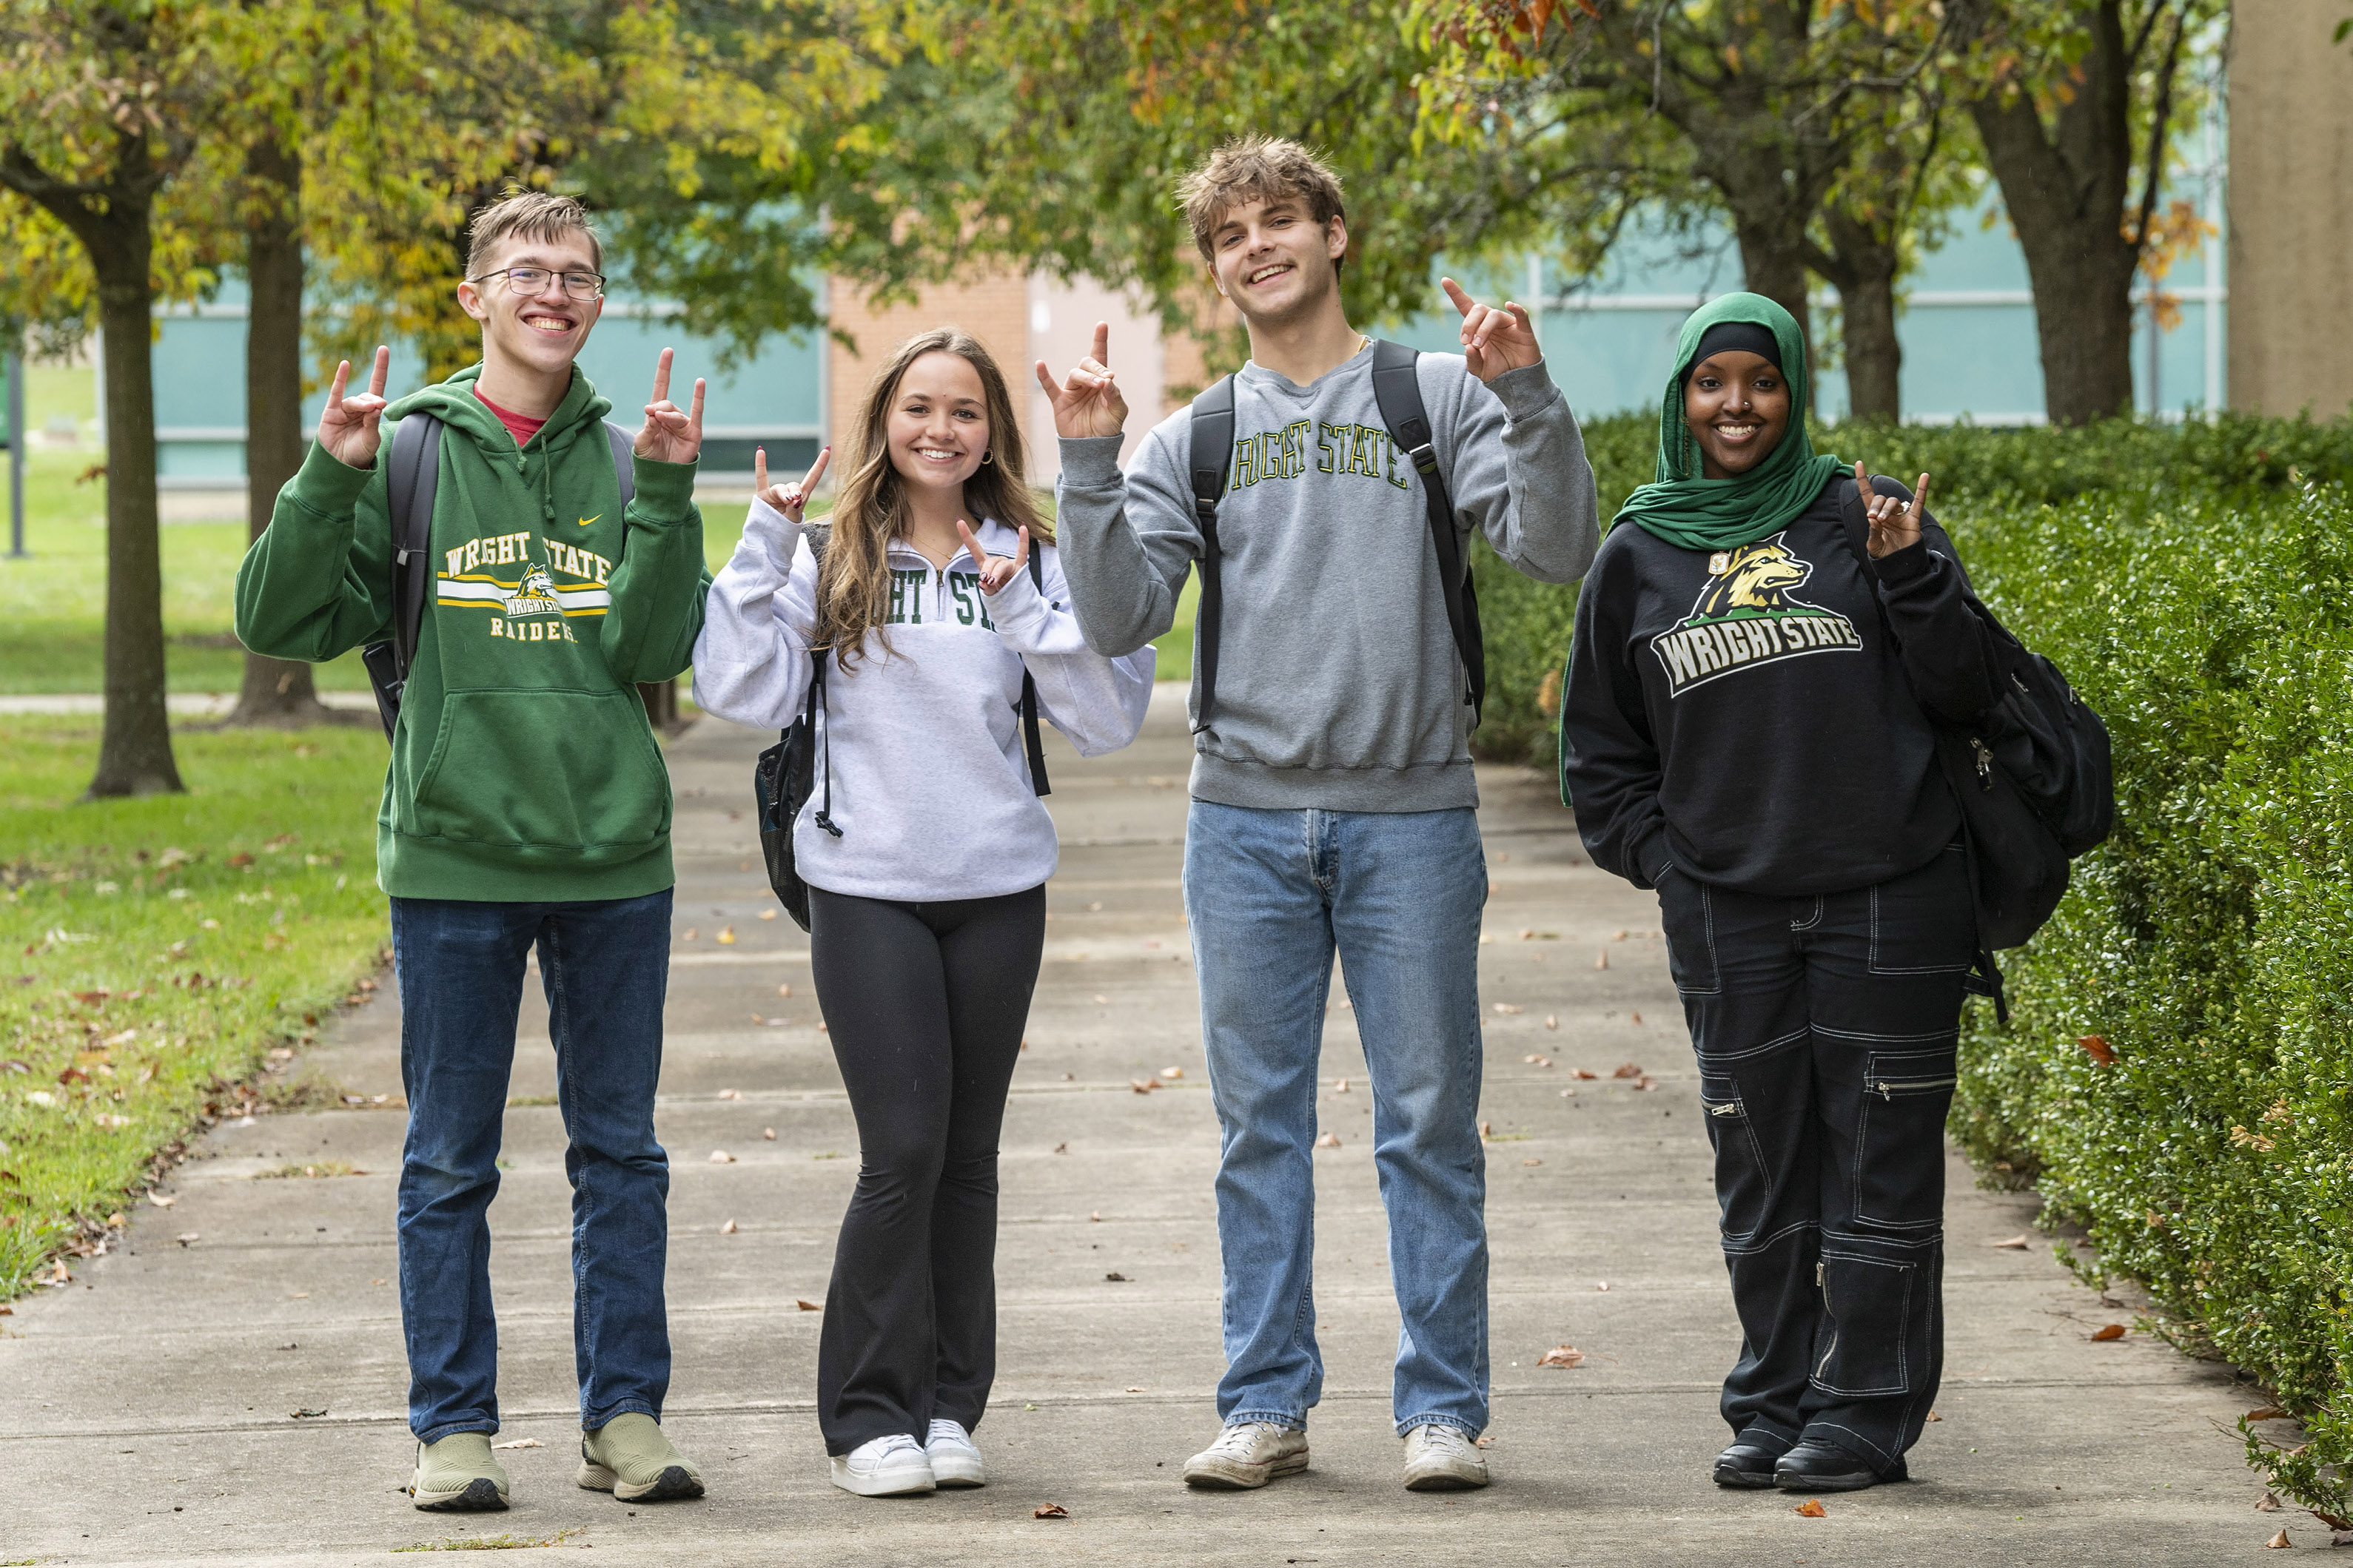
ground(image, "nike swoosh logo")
xmin=576 ymin=514 xmax=600 ymax=528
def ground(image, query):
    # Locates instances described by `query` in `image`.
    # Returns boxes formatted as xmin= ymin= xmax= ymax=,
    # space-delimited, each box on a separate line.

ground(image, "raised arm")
xmin=691 ymin=448 xmax=828 ymax=728
xmin=234 ymin=347 xmax=398 ymax=662
xmin=601 ymin=348 xmax=710 ymax=684
xmin=1853 ymin=468 xmax=2001 ymax=725
xmin=961 ymin=525 xmax=1153 ymax=756
xmin=1041 ymin=323 xmax=1201 ymax=656
xmin=1431 ymin=279 xmax=1599 ymax=585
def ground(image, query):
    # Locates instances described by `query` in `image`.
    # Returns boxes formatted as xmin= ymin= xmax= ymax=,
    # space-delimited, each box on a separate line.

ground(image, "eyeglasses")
xmin=469 ymin=266 xmax=605 ymax=300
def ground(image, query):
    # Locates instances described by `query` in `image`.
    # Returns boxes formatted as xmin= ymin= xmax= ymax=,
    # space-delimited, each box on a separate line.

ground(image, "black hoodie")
xmin=1560 ymin=475 xmax=2003 ymax=896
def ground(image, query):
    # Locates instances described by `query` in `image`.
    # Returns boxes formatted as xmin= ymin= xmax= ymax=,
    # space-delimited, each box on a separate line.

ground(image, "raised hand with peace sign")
xmin=1440 ymin=277 xmax=1542 ymax=386
xmin=318 ymin=346 xmax=393 ymax=469
xmin=1035 ymin=322 xmax=1129 ymax=441
xmin=635 ymin=346 xmax=707 ymax=465
xmin=954 ymin=518 xmax=1030 ymax=595
xmin=1855 ymin=463 xmax=1931 ymax=559
xmin=754 ymin=444 xmax=832 ymax=528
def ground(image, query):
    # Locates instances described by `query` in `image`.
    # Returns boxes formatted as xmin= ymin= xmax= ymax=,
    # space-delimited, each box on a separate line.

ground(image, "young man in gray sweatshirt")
xmin=1038 ymin=137 xmax=1600 ymax=1492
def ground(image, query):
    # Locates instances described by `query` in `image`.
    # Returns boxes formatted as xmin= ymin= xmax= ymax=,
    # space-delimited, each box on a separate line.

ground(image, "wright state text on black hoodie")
xmin=1560 ymin=477 xmax=2003 ymax=897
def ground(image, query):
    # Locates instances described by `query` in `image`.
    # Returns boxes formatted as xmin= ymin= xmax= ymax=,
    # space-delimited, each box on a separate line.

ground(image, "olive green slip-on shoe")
xmin=577 ymin=1413 xmax=705 ymax=1502
xmin=410 ymin=1433 xmax=511 ymax=1512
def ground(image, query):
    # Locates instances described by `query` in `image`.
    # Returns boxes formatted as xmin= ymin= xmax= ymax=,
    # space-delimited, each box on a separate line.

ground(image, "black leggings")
xmin=808 ymin=883 xmax=1046 ymax=1455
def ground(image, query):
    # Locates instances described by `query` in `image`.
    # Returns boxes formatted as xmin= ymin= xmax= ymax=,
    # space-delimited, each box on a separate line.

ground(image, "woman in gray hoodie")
xmin=694 ymin=328 xmax=1155 ymax=1498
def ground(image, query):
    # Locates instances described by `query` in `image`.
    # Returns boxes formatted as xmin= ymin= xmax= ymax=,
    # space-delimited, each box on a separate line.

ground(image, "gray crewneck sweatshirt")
xmin=1054 ymin=347 xmax=1599 ymax=811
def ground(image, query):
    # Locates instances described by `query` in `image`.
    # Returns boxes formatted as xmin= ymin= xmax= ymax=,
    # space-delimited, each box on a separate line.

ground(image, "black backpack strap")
xmin=1018 ymin=545 xmax=1050 ymax=795
xmin=386 ymin=412 xmax=441 ymax=683
xmin=1187 ymin=374 xmax=1237 ymax=733
xmin=1370 ymin=340 xmax=1484 ymax=727
xmin=802 ymin=525 xmax=842 ymax=837
xmin=604 ymin=420 xmax=636 ymax=511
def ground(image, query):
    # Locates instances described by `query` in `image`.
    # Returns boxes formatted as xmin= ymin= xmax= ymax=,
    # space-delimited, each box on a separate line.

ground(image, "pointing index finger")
xmin=1440 ymin=277 xmax=1474 ymax=318
xmin=753 ymin=446 xmax=769 ymax=495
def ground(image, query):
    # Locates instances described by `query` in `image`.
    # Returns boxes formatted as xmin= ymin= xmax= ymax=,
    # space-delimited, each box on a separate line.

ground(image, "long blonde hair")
xmin=816 ymin=328 xmax=1053 ymax=667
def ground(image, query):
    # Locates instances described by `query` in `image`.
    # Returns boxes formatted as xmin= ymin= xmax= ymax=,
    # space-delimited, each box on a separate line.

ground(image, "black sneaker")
xmin=1773 ymin=1438 xmax=1900 ymax=1493
xmin=1711 ymin=1435 xmax=1783 ymax=1489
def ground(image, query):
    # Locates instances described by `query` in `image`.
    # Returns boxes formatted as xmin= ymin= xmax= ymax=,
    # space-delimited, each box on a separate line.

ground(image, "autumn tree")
xmin=0 ymin=0 xmax=238 ymax=795
xmin=1950 ymin=0 xmax=2221 ymax=424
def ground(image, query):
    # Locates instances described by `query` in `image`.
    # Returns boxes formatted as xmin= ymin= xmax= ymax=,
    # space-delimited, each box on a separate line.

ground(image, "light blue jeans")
xmin=1184 ymin=800 xmax=1490 ymax=1438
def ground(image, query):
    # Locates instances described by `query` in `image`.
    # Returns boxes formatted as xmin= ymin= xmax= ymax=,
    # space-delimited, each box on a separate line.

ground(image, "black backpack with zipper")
xmin=754 ymin=528 xmax=1051 ymax=931
xmin=1833 ymin=477 xmax=2115 ymax=1018
xmin=359 ymin=412 xmax=637 ymax=738
xmin=1186 ymin=338 xmax=1486 ymax=730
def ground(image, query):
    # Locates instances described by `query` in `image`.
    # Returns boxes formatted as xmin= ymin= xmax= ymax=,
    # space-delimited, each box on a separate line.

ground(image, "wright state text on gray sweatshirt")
xmin=1054 ymin=347 xmax=1600 ymax=812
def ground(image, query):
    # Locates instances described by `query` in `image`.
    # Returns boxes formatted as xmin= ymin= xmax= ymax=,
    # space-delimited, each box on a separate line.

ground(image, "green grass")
xmin=0 ymin=716 xmax=395 ymax=1297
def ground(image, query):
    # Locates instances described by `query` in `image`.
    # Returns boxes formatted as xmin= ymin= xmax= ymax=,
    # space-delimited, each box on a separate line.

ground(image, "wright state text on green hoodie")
xmin=234 ymin=366 xmax=708 ymax=901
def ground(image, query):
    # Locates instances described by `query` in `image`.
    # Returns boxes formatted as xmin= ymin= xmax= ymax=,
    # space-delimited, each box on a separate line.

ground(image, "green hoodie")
xmin=235 ymin=363 xmax=709 ymax=902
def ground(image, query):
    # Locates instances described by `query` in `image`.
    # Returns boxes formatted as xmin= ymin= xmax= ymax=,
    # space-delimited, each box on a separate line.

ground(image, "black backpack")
xmin=360 ymin=412 xmax=637 ymax=738
xmin=1187 ymin=338 xmax=1485 ymax=729
xmin=1834 ymin=477 xmax=2115 ymax=1018
xmin=754 ymin=528 xmax=1051 ymax=931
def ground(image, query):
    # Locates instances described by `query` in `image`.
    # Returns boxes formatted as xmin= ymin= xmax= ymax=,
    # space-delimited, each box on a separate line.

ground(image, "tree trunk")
xmin=1815 ymin=209 xmax=1904 ymax=423
xmin=87 ymin=211 xmax=184 ymax=797
xmin=1965 ymin=0 xmax=2142 ymax=425
xmin=229 ymin=132 xmax=338 ymax=727
xmin=1730 ymin=220 xmax=1815 ymax=355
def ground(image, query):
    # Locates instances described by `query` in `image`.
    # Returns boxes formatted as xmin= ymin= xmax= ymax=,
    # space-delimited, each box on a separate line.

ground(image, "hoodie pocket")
xmin=409 ymin=688 xmax=670 ymax=854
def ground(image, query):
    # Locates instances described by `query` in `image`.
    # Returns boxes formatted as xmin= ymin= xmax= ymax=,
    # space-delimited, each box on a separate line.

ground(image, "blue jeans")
xmin=389 ymin=890 xmax=674 ymax=1443
xmin=1184 ymin=801 xmax=1490 ymax=1437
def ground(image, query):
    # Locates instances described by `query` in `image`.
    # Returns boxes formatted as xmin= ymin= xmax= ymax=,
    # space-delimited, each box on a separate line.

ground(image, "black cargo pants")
xmin=1656 ymin=841 xmax=1973 ymax=1478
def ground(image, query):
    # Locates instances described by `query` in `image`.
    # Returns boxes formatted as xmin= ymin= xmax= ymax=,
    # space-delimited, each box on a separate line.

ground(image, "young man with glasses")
xmin=1038 ymin=138 xmax=1600 ymax=1492
xmin=236 ymin=192 xmax=712 ymax=1513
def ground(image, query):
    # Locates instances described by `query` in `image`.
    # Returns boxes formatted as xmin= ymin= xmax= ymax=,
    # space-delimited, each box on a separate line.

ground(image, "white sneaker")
xmin=924 ymin=1419 xmax=985 ymax=1488
xmin=1402 ymin=1424 xmax=1489 ymax=1491
xmin=828 ymin=1433 xmax=934 ymax=1497
xmin=1181 ymin=1421 xmax=1309 ymax=1490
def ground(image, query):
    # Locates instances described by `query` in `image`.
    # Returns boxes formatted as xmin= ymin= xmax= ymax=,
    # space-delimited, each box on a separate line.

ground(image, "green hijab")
xmin=1612 ymin=292 xmax=1844 ymax=553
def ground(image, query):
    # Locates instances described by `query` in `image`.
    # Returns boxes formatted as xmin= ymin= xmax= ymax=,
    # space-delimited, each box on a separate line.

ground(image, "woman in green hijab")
xmin=1560 ymin=293 xmax=2003 ymax=1494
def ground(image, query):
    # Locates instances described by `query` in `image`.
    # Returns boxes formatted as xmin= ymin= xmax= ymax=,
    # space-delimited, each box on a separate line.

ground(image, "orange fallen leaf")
xmin=2263 ymin=1528 xmax=2290 ymax=1549
xmin=1160 ymin=1066 xmax=1183 ymax=1080
xmin=1129 ymin=1078 xmax=1158 ymax=1094
xmin=716 ymin=926 xmax=736 ymax=945
xmin=1522 ymin=1157 xmax=1541 ymax=1166
xmin=1537 ymin=1345 xmax=1584 ymax=1369
xmin=1987 ymin=1234 xmax=2030 ymax=1249
xmin=1793 ymin=1498 xmax=1827 ymax=1518
xmin=777 ymin=983 xmax=793 ymax=997
xmin=2092 ymin=1323 xmax=2126 ymax=1341
xmin=1052 ymin=1142 xmax=1069 ymax=1154
xmin=1033 ymin=1504 xmax=1069 ymax=1519
xmin=758 ymin=909 xmax=777 ymax=921
xmin=1631 ymin=1011 xmax=1642 ymax=1024
xmin=1612 ymin=1063 xmax=1644 ymax=1078
xmin=721 ymin=1219 xmax=738 ymax=1234
xmin=796 ymin=1299 xmax=821 ymax=1311
xmin=1572 ymin=1068 xmax=1598 ymax=1080
xmin=2078 ymin=1033 xmax=2117 ymax=1066
xmin=708 ymin=1150 xmax=736 ymax=1164
xmin=1925 ymin=1410 xmax=1941 ymax=1421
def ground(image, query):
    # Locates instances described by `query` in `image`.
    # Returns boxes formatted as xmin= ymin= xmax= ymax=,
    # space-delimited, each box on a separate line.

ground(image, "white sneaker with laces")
xmin=1402 ymin=1423 xmax=1489 ymax=1491
xmin=1181 ymin=1421 xmax=1309 ymax=1490
xmin=924 ymin=1419 xmax=985 ymax=1488
xmin=829 ymin=1433 xmax=935 ymax=1497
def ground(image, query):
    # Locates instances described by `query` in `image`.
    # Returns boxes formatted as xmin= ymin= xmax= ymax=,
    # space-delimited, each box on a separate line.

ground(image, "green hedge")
xmin=1476 ymin=411 xmax=2353 ymax=1513
xmin=1953 ymin=478 xmax=2353 ymax=1518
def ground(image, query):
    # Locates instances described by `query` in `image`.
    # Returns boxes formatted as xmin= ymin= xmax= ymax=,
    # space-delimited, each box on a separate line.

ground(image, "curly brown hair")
xmin=815 ymin=328 xmax=1053 ymax=667
xmin=1177 ymin=136 xmax=1347 ymax=269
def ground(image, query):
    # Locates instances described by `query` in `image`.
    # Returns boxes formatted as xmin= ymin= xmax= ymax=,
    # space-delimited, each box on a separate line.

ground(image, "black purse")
xmin=1835 ymin=478 xmax=2115 ymax=1017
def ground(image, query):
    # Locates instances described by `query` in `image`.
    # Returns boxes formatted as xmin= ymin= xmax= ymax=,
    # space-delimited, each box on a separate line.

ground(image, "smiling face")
xmin=1681 ymin=350 xmax=1792 ymax=480
xmin=885 ymin=350 xmax=990 ymax=500
xmin=1206 ymin=195 xmax=1348 ymax=331
xmin=457 ymin=230 xmax=604 ymax=380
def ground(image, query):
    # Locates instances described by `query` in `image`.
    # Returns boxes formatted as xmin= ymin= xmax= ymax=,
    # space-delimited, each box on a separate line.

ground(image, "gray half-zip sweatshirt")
xmin=1054 ymin=347 xmax=1599 ymax=811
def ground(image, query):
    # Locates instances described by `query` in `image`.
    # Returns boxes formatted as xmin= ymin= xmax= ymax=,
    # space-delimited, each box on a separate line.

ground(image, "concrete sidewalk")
xmin=4 ymin=689 xmax=2282 ymax=1564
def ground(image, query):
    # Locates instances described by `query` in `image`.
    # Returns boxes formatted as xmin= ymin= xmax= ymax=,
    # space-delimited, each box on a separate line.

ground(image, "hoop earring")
xmin=981 ymin=448 xmax=995 ymax=465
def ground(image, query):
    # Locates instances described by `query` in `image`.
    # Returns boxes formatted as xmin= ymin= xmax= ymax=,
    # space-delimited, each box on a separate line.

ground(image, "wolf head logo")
xmin=1692 ymin=536 xmax=1811 ymax=619
xmin=518 ymin=564 xmax=556 ymax=602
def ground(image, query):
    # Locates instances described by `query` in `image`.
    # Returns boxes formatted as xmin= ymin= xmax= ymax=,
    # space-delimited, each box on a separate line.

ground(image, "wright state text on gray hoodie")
xmin=1054 ymin=347 xmax=1599 ymax=811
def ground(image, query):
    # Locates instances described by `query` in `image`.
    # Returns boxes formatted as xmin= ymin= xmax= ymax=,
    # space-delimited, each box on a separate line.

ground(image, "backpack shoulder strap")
xmin=1018 ymin=539 xmax=1050 ymax=796
xmin=1186 ymin=375 xmax=1237 ymax=733
xmin=605 ymin=420 xmax=636 ymax=511
xmin=386 ymin=412 xmax=442 ymax=682
xmin=1370 ymin=340 xmax=1485 ymax=727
